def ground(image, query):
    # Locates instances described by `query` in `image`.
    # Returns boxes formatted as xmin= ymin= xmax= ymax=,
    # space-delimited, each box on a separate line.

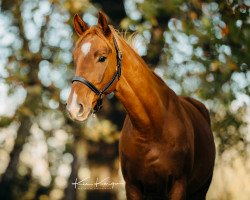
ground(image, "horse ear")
xmin=98 ymin=11 xmax=111 ymax=36
xmin=74 ymin=14 xmax=89 ymax=36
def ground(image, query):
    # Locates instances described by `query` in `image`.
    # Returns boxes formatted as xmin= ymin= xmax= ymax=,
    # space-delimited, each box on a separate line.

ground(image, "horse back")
xmin=180 ymin=96 xmax=211 ymax=126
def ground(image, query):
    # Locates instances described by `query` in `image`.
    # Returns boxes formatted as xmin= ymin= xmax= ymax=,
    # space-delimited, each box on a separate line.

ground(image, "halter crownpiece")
xmin=72 ymin=36 xmax=122 ymax=113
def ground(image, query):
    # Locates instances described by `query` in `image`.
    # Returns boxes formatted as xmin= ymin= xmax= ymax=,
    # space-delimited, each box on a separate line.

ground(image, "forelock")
xmin=75 ymin=26 xmax=112 ymax=50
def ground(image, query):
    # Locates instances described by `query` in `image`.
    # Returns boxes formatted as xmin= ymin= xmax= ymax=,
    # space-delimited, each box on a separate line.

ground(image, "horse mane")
xmin=110 ymin=26 xmax=166 ymax=85
xmin=121 ymin=31 xmax=140 ymax=54
xmin=76 ymin=26 xmax=113 ymax=50
xmin=109 ymin=26 xmax=141 ymax=54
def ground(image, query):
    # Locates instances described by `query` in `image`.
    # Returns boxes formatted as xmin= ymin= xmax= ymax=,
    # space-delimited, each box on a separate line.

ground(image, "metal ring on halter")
xmin=94 ymin=93 xmax=103 ymax=112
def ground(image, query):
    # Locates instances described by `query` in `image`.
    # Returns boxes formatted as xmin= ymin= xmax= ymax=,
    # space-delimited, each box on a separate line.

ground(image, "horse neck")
xmin=114 ymin=35 xmax=176 ymax=132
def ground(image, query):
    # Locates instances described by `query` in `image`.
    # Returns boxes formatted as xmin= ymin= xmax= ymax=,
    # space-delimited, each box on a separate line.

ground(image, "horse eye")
xmin=98 ymin=56 xmax=107 ymax=63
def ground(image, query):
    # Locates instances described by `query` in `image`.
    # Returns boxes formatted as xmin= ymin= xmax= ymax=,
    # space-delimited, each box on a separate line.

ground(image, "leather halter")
xmin=72 ymin=36 xmax=122 ymax=113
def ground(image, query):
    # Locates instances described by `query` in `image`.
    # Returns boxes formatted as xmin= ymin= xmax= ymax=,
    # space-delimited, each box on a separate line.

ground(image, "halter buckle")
xmin=117 ymin=51 xmax=122 ymax=60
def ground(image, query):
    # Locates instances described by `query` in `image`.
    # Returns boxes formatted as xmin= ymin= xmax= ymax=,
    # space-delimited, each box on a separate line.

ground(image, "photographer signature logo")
xmin=72 ymin=177 xmax=125 ymax=190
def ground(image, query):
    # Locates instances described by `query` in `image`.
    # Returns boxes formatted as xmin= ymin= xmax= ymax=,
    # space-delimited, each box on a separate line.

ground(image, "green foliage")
xmin=0 ymin=0 xmax=249 ymax=200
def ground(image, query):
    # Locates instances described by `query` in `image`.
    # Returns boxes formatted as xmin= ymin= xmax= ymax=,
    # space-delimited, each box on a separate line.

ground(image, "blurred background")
xmin=0 ymin=0 xmax=249 ymax=199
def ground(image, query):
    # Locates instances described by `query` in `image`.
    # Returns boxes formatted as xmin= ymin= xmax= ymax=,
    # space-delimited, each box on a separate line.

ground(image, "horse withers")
xmin=66 ymin=12 xmax=216 ymax=200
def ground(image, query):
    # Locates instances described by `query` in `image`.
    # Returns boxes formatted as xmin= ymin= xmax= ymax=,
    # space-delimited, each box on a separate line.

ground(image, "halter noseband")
xmin=72 ymin=36 xmax=122 ymax=113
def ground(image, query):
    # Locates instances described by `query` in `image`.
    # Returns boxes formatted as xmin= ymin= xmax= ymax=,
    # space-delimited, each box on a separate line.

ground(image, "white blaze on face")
xmin=67 ymin=91 xmax=80 ymax=116
xmin=81 ymin=42 xmax=91 ymax=57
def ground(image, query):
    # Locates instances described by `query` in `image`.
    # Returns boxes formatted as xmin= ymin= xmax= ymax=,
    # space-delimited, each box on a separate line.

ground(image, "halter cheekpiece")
xmin=71 ymin=36 xmax=122 ymax=113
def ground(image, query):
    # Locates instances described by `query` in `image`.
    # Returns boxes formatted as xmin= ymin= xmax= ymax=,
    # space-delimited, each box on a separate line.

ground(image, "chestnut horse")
xmin=67 ymin=12 xmax=215 ymax=200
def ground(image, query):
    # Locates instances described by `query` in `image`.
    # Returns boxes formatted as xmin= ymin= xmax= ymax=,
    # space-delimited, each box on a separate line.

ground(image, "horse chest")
xmin=121 ymin=145 xmax=159 ymax=178
xmin=120 ymin=135 xmax=174 ymax=180
xmin=120 ymin=115 xmax=190 ymax=185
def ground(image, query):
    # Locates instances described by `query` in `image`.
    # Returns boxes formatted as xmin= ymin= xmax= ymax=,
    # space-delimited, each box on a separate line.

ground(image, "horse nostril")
xmin=77 ymin=103 xmax=84 ymax=116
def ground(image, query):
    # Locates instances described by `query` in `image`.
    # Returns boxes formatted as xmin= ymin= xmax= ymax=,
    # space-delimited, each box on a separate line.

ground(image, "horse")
xmin=66 ymin=12 xmax=216 ymax=200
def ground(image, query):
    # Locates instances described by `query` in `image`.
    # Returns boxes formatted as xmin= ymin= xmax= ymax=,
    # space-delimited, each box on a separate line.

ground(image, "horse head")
xmin=67 ymin=12 xmax=121 ymax=121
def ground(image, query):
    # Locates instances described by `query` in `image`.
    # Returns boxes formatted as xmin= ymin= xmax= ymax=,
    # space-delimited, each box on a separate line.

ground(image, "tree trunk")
xmin=63 ymin=139 xmax=79 ymax=200
xmin=91 ymin=0 xmax=126 ymax=26
xmin=0 ymin=115 xmax=32 ymax=200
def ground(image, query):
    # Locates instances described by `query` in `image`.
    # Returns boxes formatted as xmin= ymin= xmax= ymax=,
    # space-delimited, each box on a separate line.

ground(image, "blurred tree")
xmin=92 ymin=0 xmax=126 ymax=26
xmin=0 ymin=0 xmax=87 ymax=199
xmin=0 ymin=0 xmax=249 ymax=200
